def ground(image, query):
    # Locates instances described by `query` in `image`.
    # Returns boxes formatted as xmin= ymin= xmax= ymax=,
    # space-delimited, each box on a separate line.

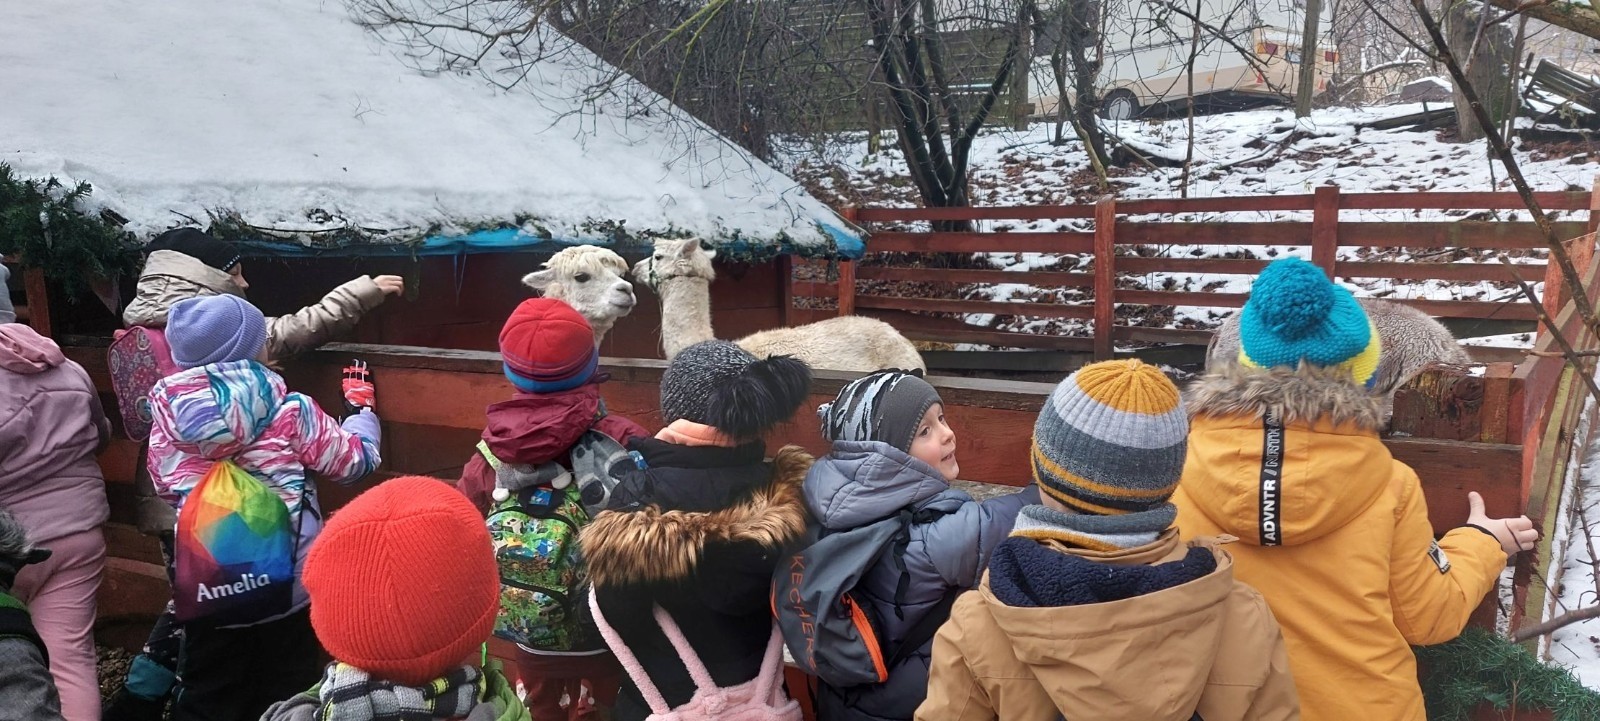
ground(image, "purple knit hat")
xmin=167 ymin=294 xmax=268 ymax=369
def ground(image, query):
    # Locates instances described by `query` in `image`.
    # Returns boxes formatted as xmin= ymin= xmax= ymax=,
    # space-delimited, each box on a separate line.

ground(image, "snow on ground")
xmin=1546 ymin=400 xmax=1600 ymax=685
xmin=0 ymin=0 xmax=857 ymax=253
xmin=784 ymin=105 xmax=1594 ymax=340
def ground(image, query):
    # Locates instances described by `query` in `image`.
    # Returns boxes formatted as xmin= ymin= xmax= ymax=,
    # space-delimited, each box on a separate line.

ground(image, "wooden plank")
xmin=779 ymin=254 xmax=795 ymax=327
xmin=856 ymin=205 xmax=1097 ymax=223
xmin=1111 ymin=326 xmax=1216 ymax=346
xmin=1338 ymin=221 xmax=1585 ymax=249
xmin=1339 ymin=191 xmax=1590 ymax=211
xmin=867 ymin=231 xmax=1095 ymax=254
xmin=855 ymin=266 xmax=1095 ymax=287
xmin=1389 ymin=366 xmax=1499 ymax=442
xmin=1397 ymin=299 xmax=1539 ymax=321
xmin=837 ymin=260 xmax=856 ymax=316
xmin=1117 ymin=257 xmax=1269 ymax=275
xmin=1117 ymin=222 xmax=1312 ymax=246
xmin=22 ymin=268 xmax=50 ymax=338
xmin=1312 ymin=186 xmax=1340 ymax=276
xmin=1093 ymin=198 xmax=1117 ymax=360
xmin=1480 ymin=363 xmax=1516 ymax=445
xmin=1116 ymin=195 xmax=1317 ymax=214
xmin=1388 ymin=437 xmax=1524 ymax=536
xmin=1336 ymin=260 xmax=1547 ymax=283
xmin=854 ymin=294 xmax=1094 ymax=319
xmin=1116 ymin=290 xmax=1251 ymax=308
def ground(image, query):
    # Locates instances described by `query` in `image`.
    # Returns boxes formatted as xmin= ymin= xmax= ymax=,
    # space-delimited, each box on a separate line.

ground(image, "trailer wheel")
xmin=1100 ymin=90 xmax=1141 ymax=121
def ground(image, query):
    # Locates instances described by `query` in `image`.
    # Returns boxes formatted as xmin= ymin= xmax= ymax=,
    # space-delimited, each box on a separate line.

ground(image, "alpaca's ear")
xmin=676 ymin=239 xmax=700 ymax=259
xmin=523 ymin=269 xmax=556 ymax=291
xmin=703 ymin=246 xmax=718 ymax=261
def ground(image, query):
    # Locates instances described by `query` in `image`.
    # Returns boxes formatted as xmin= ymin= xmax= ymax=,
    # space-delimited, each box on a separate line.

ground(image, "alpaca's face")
xmin=523 ymin=247 xmax=636 ymax=324
xmin=631 ymin=238 xmax=716 ymax=291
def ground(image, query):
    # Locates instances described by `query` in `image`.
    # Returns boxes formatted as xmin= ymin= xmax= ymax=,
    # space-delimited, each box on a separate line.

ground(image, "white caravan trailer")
xmin=1030 ymin=0 xmax=1337 ymax=120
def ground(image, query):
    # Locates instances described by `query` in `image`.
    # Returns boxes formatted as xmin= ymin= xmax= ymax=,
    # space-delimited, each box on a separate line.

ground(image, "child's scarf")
xmin=315 ymin=663 xmax=484 ymax=721
xmin=1008 ymin=503 xmax=1176 ymax=552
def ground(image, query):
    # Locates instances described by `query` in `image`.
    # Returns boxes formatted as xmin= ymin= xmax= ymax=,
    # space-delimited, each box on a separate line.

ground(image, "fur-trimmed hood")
xmin=581 ymin=445 xmax=812 ymax=587
xmin=1186 ymin=363 xmax=1385 ymax=431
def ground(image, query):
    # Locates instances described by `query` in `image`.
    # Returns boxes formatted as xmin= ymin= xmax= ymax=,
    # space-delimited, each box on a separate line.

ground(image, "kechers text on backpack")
xmin=1258 ymin=411 xmax=1285 ymax=546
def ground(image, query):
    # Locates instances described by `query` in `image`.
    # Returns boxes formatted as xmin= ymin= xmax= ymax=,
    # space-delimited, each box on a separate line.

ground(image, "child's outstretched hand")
xmin=342 ymin=359 xmax=376 ymax=414
xmin=1466 ymin=491 xmax=1539 ymax=556
xmin=372 ymin=275 xmax=405 ymax=296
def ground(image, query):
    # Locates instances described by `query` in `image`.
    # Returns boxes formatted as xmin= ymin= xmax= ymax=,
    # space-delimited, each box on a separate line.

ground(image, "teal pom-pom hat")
xmin=1236 ymin=257 xmax=1381 ymax=387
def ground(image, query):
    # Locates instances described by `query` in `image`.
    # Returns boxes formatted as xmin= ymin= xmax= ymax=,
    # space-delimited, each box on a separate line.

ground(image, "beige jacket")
xmin=123 ymin=249 xmax=388 ymax=535
xmin=915 ymin=532 xmax=1300 ymax=721
xmin=122 ymin=250 xmax=387 ymax=362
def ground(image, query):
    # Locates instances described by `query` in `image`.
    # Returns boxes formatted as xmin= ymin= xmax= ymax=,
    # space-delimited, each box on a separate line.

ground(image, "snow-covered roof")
xmin=0 ymin=0 xmax=863 ymax=259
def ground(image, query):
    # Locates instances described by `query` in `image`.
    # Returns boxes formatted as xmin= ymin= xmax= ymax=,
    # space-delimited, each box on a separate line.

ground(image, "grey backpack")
xmin=772 ymin=506 xmax=955 ymax=688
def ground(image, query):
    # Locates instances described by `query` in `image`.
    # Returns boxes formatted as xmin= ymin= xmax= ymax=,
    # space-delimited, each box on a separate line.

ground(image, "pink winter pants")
xmin=13 ymin=528 xmax=106 ymax=721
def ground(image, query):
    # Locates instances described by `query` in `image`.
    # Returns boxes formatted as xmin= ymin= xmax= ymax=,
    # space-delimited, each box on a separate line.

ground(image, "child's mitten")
xmin=342 ymin=359 xmax=375 ymax=415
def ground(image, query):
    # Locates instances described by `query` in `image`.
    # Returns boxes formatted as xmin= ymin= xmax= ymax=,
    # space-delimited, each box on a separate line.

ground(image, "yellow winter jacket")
xmin=1172 ymin=365 xmax=1506 ymax=721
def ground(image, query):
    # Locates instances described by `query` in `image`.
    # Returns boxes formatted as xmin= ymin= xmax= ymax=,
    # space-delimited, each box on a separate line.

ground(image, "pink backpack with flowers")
xmin=588 ymin=590 xmax=800 ymax=721
xmin=107 ymin=327 xmax=180 ymax=441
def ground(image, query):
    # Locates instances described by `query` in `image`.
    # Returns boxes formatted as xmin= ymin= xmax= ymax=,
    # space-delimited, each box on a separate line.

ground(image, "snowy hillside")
xmin=0 ymin=0 xmax=860 ymax=256
xmin=783 ymin=105 xmax=1595 ymax=345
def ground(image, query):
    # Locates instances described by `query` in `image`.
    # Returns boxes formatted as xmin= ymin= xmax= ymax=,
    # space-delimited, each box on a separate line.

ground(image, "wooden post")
xmin=778 ymin=254 xmax=795 ymax=327
xmin=1541 ymin=178 xmax=1600 ymax=335
xmin=837 ymin=260 xmax=857 ymax=317
xmin=1311 ymin=185 xmax=1339 ymax=278
xmin=1093 ymin=197 xmax=1117 ymax=360
xmin=22 ymin=268 xmax=51 ymax=338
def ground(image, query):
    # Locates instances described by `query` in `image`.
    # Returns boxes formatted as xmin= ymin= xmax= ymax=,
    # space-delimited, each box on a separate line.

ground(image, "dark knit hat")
xmin=303 ymin=476 xmax=499 ymax=685
xmin=1032 ymin=360 xmax=1187 ymax=516
xmin=499 ymin=299 xmax=599 ymax=394
xmin=659 ymin=340 xmax=812 ymax=440
xmin=819 ymin=370 xmax=942 ymax=453
xmin=166 ymin=295 xmax=268 ymax=369
xmin=147 ymin=228 xmax=242 ymax=273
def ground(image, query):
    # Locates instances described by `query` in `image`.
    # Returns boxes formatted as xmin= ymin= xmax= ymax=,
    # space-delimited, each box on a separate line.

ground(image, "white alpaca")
xmin=1207 ymin=297 xmax=1473 ymax=418
xmin=522 ymin=245 xmax=637 ymax=345
xmin=632 ymin=238 xmax=927 ymax=373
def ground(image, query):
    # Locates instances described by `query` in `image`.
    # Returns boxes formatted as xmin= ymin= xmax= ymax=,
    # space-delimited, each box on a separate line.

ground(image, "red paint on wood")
xmin=837 ymin=260 xmax=856 ymax=317
xmin=1093 ymin=198 xmax=1117 ymax=361
xmin=867 ymin=231 xmax=1095 ymax=254
xmin=1312 ymin=186 xmax=1340 ymax=277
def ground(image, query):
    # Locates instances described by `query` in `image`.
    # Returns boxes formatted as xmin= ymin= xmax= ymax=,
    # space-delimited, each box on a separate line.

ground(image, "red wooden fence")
xmin=797 ymin=186 xmax=1600 ymax=357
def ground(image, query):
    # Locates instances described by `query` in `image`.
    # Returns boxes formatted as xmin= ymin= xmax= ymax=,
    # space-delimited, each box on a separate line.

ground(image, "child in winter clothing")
xmin=261 ymin=476 xmax=530 ymax=721
xmin=146 ymin=294 xmax=382 ymax=721
xmin=457 ymin=298 xmax=647 ymax=720
xmin=1173 ymin=258 xmax=1536 ymax=721
xmin=917 ymin=359 xmax=1300 ymax=721
xmin=580 ymin=340 xmax=814 ymax=721
xmin=804 ymin=370 xmax=1035 ymax=721
xmin=0 ymin=281 xmax=111 ymax=721
xmin=110 ymin=228 xmax=402 ymax=721
xmin=0 ymin=508 xmax=66 ymax=721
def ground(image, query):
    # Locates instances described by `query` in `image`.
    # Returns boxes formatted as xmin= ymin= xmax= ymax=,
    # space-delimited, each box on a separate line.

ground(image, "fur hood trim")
xmin=1187 ymin=364 xmax=1384 ymax=430
xmin=581 ymin=445 xmax=813 ymax=587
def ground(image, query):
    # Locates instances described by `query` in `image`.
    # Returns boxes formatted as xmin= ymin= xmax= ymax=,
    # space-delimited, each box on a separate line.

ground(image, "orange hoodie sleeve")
xmin=915 ymin=613 xmax=997 ymax=721
xmin=1386 ymin=464 xmax=1507 ymax=646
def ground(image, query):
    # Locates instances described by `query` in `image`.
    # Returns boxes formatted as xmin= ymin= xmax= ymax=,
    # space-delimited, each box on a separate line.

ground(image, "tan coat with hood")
xmin=122 ymin=249 xmax=387 ymax=362
xmin=122 ymin=249 xmax=388 ymax=536
xmin=1173 ymin=365 xmax=1506 ymax=721
xmin=916 ymin=532 xmax=1299 ymax=721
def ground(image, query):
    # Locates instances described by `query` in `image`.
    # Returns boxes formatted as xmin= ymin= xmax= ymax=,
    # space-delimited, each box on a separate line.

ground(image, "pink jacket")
xmin=148 ymin=359 xmax=380 ymax=614
xmin=0 ymin=325 xmax=110 ymax=544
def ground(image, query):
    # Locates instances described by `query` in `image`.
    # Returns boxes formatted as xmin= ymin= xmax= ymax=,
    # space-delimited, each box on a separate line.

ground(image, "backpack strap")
xmin=476 ymin=441 xmax=503 ymax=472
xmin=588 ymin=589 xmax=674 ymax=716
xmin=0 ymin=591 xmax=47 ymax=665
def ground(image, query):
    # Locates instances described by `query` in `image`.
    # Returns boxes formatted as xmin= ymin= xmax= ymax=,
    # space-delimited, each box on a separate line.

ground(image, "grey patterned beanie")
xmin=660 ymin=340 xmax=813 ymax=440
xmin=819 ymin=370 xmax=942 ymax=453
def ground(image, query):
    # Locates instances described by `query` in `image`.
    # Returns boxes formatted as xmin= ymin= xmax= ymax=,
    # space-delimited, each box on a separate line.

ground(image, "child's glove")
xmin=1465 ymin=491 xmax=1539 ymax=556
xmin=342 ymin=359 xmax=375 ymax=415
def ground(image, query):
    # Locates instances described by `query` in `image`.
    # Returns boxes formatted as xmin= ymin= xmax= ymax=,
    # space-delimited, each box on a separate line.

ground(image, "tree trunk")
xmin=1447 ymin=0 xmax=1514 ymax=142
xmin=1065 ymin=0 xmax=1108 ymax=164
xmin=1295 ymin=0 xmax=1323 ymax=116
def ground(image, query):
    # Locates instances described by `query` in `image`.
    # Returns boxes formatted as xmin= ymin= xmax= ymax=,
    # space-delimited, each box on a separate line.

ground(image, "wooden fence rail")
xmin=799 ymin=186 xmax=1600 ymax=358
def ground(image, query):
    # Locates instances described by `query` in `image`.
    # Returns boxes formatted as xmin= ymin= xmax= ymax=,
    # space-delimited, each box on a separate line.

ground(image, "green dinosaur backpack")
xmin=481 ymin=442 xmax=599 ymax=653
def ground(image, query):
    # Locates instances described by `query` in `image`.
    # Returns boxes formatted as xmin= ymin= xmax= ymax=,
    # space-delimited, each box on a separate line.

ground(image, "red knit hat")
xmin=303 ymin=476 xmax=499 ymax=685
xmin=499 ymin=298 xmax=599 ymax=393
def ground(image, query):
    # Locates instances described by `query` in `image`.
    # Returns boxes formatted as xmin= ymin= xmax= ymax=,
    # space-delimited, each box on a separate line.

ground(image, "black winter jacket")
xmin=581 ymin=438 xmax=813 ymax=721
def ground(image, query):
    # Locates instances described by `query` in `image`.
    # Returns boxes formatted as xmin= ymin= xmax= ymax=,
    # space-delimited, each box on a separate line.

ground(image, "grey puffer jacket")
xmin=802 ymin=440 xmax=1036 ymax=721
xmin=123 ymin=249 xmax=388 ymax=537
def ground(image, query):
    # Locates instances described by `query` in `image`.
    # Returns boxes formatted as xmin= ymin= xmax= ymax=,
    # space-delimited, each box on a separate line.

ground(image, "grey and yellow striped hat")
xmin=1032 ymin=360 xmax=1188 ymax=515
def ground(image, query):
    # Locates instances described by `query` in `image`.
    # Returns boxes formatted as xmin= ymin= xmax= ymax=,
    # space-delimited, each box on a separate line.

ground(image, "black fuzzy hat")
xmin=147 ymin=228 xmax=242 ymax=273
xmin=660 ymin=340 xmax=812 ymax=440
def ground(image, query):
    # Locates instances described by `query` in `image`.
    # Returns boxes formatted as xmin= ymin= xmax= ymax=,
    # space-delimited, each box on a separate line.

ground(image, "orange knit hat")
xmin=303 ymin=476 xmax=499 ymax=684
